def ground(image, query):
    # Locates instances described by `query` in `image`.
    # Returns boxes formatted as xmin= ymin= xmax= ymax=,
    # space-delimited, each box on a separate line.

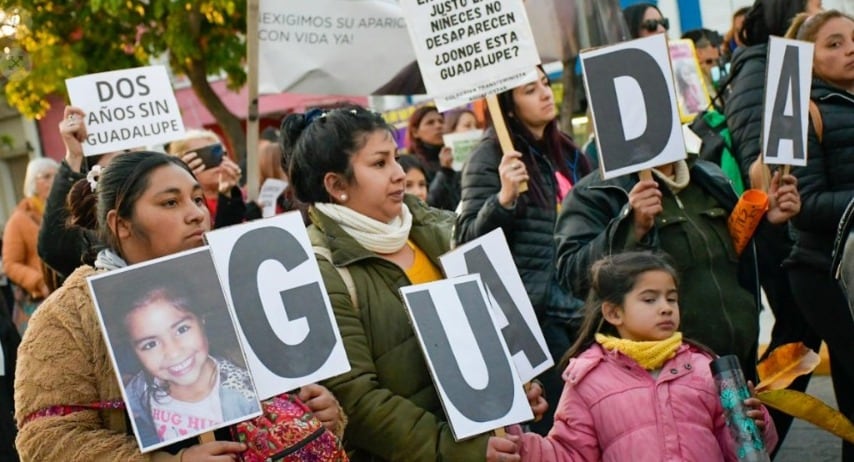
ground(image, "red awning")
xmin=174 ymin=79 xmax=369 ymax=128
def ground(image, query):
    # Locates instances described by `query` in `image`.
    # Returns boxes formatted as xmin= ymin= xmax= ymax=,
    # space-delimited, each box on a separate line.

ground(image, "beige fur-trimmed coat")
xmin=14 ymin=266 xmax=182 ymax=461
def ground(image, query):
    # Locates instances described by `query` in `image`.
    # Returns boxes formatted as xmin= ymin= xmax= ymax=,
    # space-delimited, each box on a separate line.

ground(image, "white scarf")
xmin=652 ymin=160 xmax=691 ymax=194
xmin=314 ymin=202 xmax=413 ymax=254
xmin=94 ymin=248 xmax=128 ymax=271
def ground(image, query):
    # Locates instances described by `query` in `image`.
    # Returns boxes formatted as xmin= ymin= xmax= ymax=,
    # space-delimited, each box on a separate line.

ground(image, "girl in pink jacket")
xmin=505 ymin=251 xmax=778 ymax=462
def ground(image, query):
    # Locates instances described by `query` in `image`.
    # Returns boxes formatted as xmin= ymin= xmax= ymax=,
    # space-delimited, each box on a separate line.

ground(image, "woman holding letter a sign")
xmin=285 ymin=105 xmax=544 ymax=461
xmin=782 ymin=10 xmax=854 ymax=461
xmin=455 ymin=66 xmax=591 ymax=435
xmin=14 ymin=151 xmax=342 ymax=461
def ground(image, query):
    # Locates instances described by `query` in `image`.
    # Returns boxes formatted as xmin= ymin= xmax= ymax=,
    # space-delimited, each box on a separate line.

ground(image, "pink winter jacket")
xmin=517 ymin=343 xmax=778 ymax=462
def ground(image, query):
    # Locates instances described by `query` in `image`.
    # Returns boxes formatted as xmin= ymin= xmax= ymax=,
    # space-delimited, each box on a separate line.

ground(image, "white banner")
xmin=400 ymin=0 xmax=540 ymax=106
xmin=66 ymin=65 xmax=185 ymax=156
xmin=258 ymin=0 xmax=415 ymax=95
xmin=205 ymin=212 xmax=350 ymax=399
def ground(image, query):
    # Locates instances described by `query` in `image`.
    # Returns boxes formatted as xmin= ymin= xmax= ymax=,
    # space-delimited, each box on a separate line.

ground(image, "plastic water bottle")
xmin=709 ymin=355 xmax=770 ymax=462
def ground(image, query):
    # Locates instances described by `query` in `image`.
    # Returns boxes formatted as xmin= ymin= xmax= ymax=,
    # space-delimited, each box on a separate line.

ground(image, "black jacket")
xmin=37 ymin=161 xmax=98 ymax=279
xmin=455 ymin=128 xmax=589 ymax=320
xmin=789 ymin=80 xmax=854 ymax=272
xmin=724 ymin=44 xmax=767 ymax=187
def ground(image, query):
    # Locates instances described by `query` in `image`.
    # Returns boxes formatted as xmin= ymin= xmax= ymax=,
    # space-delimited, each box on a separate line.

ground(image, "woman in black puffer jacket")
xmin=455 ymin=65 xmax=591 ymax=435
xmin=784 ymin=11 xmax=854 ymax=462
xmin=722 ymin=1 xmax=823 ymax=451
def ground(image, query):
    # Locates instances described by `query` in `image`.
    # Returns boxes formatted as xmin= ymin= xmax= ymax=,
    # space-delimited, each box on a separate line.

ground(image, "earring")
xmin=340 ymin=194 xmax=348 ymax=202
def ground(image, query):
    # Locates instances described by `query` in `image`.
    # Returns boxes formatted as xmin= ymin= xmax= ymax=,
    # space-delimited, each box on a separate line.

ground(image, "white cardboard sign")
xmin=440 ymin=228 xmax=552 ymax=383
xmin=399 ymin=0 xmax=540 ymax=107
xmin=205 ymin=212 xmax=350 ymax=399
xmin=400 ymin=275 xmax=532 ymax=440
xmin=87 ymin=248 xmax=262 ymax=453
xmin=66 ymin=65 xmax=185 ymax=156
xmin=580 ymin=34 xmax=686 ymax=179
xmin=258 ymin=178 xmax=288 ymax=218
xmin=258 ymin=0 xmax=415 ymax=95
xmin=761 ymin=36 xmax=815 ymax=167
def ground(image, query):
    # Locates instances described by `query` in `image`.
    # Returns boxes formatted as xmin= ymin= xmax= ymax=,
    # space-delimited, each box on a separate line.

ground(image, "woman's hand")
xmin=180 ymin=441 xmax=246 ymax=461
xmin=217 ymin=157 xmax=242 ymax=197
xmin=298 ymin=383 xmax=343 ymax=434
xmin=181 ymin=152 xmax=206 ymax=177
xmin=628 ymin=180 xmax=663 ymax=241
xmin=439 ymin=145 xmax=454 ymax=169
xmin=498 ymin=151 xmax=529 ymax=208
xmin=486 ymin=434 xmax=520 ymax=462
xmin=748 ymin=157 xmax=771 ymax=191
xmin=60 ymin=106 xmax=88 ymax=172
xmin=766 ymin=171 xmax=800 ymax=224
xmin=526 ymin=381 xmax=548 ymax=422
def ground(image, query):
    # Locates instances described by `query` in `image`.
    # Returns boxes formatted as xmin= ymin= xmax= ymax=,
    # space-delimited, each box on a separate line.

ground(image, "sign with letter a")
xmin=440 ymin=228 xmax=552 ymax=383
xmin=205 ymin=212 xmax=350 ymax=399
xmin=762 ymin=36 xmax=814 ymax=167
xmin=581 ymin=34 xmax=685 ymax=179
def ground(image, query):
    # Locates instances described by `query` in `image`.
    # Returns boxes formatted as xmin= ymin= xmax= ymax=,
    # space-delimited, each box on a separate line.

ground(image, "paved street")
xmin=774 ymin=376 xmax=842 ymax=461
xmin=760 ymin=305 xmax=844 ymax=461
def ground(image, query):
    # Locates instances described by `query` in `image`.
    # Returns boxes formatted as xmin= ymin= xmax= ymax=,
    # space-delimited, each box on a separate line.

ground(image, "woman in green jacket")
xmin=284 ymin=105 xmax=545 ymax=462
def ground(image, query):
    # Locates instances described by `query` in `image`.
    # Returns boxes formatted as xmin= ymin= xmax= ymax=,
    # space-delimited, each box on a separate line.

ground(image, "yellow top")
xmin=404 ymin=240 xmax=443 ymax=284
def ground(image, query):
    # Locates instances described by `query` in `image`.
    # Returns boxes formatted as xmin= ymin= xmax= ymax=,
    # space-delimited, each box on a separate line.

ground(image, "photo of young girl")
xmin=88 ymin=247 xmax=261 ymax=452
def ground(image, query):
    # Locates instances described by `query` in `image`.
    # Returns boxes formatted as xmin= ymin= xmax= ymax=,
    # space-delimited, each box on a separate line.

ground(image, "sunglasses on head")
xmin=641 ymin=17 xmax=670 ymax=32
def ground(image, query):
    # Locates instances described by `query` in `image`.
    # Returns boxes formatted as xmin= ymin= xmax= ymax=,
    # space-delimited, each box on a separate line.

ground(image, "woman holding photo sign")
xmin=14 ymin=151 xmax=343 ymax=461
xmin=455 ymin=66 xmax=591 ymax=435
xmin=285 ymin=105 xmax=545 ymax=461
xmin=782 ymin=10 xmax=854 ymax=461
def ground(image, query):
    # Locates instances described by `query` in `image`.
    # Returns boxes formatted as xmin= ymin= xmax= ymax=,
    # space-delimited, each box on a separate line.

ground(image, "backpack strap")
xmin=313 ymin=245 xmax=359 ymax=311
xmin=809 ymin=99 xmax=824 ymax=143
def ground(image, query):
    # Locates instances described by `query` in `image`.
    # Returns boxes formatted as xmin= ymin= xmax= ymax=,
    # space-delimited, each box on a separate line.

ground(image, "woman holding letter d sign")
xmin=14 ymin=151 xmax=343 ymax=461
xmin=284 ymin=104 xmax=546 ymax=461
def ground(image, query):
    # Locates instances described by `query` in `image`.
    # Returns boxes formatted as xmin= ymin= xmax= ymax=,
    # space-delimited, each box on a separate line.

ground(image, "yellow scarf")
xmin=595 ymin=332 xmax=683 ymax=370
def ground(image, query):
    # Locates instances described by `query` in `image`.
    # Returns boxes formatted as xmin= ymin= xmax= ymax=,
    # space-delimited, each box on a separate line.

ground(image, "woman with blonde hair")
xmin=168 ymin=129 xmax=245 ymax=228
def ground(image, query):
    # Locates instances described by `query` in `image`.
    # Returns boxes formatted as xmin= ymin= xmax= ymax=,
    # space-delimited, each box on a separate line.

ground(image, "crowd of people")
xmin=0 ymin=0 xmax=852 ymax=461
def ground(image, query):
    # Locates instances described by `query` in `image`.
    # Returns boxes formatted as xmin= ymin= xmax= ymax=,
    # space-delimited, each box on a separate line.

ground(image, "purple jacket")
xmin=517 ymin=343 xmax=778 ymax=462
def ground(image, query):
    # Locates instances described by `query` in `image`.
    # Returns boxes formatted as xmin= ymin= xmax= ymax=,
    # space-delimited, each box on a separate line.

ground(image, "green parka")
xmin=309 ymin=195 xmax=489 ymax=462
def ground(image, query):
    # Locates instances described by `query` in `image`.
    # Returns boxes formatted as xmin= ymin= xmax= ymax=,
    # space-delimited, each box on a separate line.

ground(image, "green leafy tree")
xmin=0 ymin=0 xmax=249 ymax=160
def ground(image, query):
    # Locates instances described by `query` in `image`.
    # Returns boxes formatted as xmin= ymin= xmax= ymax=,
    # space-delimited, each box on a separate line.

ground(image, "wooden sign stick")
xmin=199 ymin=431 xmax=216 ymax=444
xmin=486 ymin=94 xmax=528 ymax=193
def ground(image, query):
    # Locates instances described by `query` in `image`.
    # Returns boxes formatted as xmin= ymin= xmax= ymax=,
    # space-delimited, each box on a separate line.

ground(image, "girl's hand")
xmin=628 ymin=180 xmax=663 ymax=240
xmin=298 ymin=383 xmax=343 ymax=434
xmin=526 ymin=381 xmax=548 ymax=422
xmin=744 ymin=381 xmax=768 ymax=433
xmin=60 ymin=106 xmax=88 ymax=172
xmin=498 ymin=151 xmax=529 ymax=208
xmin=486 ymin=434 xmax=520 ymax=462
xmin=181 ymin=441 xmax=246 ymax=461
xmin=217 ymin=157 xmax=242 ymax=196
xmin=766 ymin=171 xmax=800 ymax=225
